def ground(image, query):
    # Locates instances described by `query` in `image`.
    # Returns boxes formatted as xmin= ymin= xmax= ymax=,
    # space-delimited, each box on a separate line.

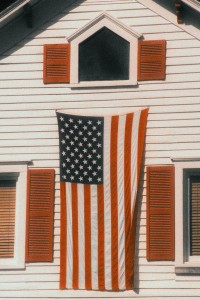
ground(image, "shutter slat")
xmin=43 ymin=44 xmax=70 ymax=84
xmin=138 ymin=40 xmax=166 ymax=81
xmin=147 ymin=166 xmax=175 ymax=261
xmin=26 ymin=169 xmax=55 ymax=262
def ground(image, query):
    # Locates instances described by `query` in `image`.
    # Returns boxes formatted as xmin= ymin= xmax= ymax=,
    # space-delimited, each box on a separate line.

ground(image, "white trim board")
xmin=137 ymin=0 xmax=200 ymax=40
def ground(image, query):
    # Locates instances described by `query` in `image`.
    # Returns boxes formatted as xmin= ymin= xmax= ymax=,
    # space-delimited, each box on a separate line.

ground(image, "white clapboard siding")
xmin=147 ymin=134 xmax=200 ymax=144
xmin=1 ymin=77 xmax=200 ymax=88
xmin=144 ymin=31 xmax=193 ymax=40
xmin=0 ymin=92 xmax=200 ymax=106
xmin=43 ymin=15 xmax=169 ymax=30
xmin=0 ymin=0 xmax=200 ymax=298
xmin=146 ymin=143 xmax=200 ymax=151
xmin=167 ymin=39 xmax=200 ymax=48
xmin=0 ymin=100 xmax=199 ymax=119
xmin=54 ymin=9 xmax=157 ymax=23
xmin=1 ymin=69 xmax=200 ymax=82
xmin=1 ymin=85 xmax=200 ymax=99
xmin=148 ymin=111 xmax=200 ymax=120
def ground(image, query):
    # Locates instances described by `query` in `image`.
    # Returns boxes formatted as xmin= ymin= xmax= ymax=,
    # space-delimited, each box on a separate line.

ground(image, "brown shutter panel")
xmin=26 ymin=169 xmax=55 ymax=262
xmin=138 ymin=40 xmax=166 ymax=81
xmin=147 ymin=166 xmax=175 ymax=261
xmin=43 ymin=44 xmax=70 ymax=83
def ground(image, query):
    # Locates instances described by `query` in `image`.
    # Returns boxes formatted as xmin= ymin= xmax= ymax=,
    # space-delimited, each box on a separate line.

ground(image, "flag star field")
xmin=57 ymin=112 xmax=104 ymax=184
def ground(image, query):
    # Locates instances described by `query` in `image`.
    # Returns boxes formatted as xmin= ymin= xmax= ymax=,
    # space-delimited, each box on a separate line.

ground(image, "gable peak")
xmin=67 ymin=11 xmax=142 ymax=43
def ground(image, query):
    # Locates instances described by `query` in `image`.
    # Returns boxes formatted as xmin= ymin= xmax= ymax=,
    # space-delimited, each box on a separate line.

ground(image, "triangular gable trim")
xmin=67 ymin=11 xmax=142 ymax=43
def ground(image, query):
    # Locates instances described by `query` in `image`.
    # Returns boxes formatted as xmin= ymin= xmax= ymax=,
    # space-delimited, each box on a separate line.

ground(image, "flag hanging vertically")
xmin=57 ymin=108 xmax=148 ymax=291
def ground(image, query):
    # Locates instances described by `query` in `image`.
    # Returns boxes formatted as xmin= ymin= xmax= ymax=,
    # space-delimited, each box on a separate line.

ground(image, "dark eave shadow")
xmin=0 ymin=0 xmax=85 ymax=56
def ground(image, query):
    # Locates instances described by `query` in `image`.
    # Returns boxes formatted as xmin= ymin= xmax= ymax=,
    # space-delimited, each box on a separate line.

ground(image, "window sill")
xmin=0 ymin=260 xmax=25 ymax=270
xmin=175 ymin=265 xmax=200 ymax=274
xmin=69 ymin=80 xmax=138 ymax=88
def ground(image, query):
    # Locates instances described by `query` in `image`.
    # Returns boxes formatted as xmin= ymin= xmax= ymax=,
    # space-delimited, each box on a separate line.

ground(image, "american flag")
xmin=57 ymin=108 xmax=148 ymax=291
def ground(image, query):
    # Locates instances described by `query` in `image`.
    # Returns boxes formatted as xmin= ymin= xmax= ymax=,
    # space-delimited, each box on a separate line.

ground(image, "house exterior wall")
xmin=0 ymin=0 xmax=200 ymax=298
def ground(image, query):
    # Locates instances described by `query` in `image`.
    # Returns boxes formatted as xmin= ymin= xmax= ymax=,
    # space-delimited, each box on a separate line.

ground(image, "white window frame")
xmin=0 ymin=162 xmax=29 ymax=269
xmin=67 ymin=12 xmax=142 ymax=87
xmin=172 ymin=157 xmax=200 ymax=274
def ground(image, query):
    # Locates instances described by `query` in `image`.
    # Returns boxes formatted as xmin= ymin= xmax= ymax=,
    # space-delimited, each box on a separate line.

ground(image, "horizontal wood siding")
xmin=0 ymin=0 xmax=200 ymax=298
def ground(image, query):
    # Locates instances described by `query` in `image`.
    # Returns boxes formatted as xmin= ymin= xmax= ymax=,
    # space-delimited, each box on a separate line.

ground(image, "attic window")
xmin=67 ymin=12 xmax=142 ymax=87
xmin=79 ymin=27 xmax=130 ymax=82
xmin=43 ymin=14 xmax=167 ymax=85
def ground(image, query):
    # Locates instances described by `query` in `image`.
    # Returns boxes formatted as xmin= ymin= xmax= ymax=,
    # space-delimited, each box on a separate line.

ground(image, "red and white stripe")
xmin=60 ymin=108 xmax=148 ymax=290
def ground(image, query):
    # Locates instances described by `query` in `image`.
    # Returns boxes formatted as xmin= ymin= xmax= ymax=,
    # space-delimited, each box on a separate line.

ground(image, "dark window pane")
xmin=79 ymin=27 xmax=130 ymax=81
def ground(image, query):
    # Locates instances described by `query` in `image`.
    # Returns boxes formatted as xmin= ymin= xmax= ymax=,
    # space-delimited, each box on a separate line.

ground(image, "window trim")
xmin=184 ymin=171 xmax=200 ymax=262
xmin=67 ymin=12 xmax=142 ymax=87
xmin=0 ymin=162 xmax=28 ymax=269
xmin=172 ymin=157 xmax=200 ymax=273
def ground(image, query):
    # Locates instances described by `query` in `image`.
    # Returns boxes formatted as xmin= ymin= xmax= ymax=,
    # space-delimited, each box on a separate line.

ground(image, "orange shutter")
xmin=146 ymin=166 xmax=175 ymax=261
xmin=26 ymin=169 xmax=55 ymax=262
xmin=138 ymin=40 xmax=166 ymax=81
xmin=43 ymin=44 xmax=70 ymax=83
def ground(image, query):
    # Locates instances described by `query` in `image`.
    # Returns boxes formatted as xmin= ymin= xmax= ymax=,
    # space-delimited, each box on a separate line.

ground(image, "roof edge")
xmin=0 ymin=0 xmax=78 ymax=55
xmin=0 ymin=0 xmax=31 ymax=23
xmin=137 ymin=0 xmax=200 ymax=40
xmin=182 ymin=0 xmax=200 ymax=13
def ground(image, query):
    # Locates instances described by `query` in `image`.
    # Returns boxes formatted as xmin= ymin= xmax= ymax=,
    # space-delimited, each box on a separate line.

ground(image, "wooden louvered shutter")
xmin=26 ymin=169 xmax=55 ymax=262
xmin=0 ymin=180 xmax=16 ymax=258
xmin=190 ymin=176 xmax=200 ymax=256
xmin=147 ymin=166 xmax=175 ymax=261
xmin=138 ymin=40 xmax=166 ymax=81
xmin=43 ymin=44 xmax=70 ymax=83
